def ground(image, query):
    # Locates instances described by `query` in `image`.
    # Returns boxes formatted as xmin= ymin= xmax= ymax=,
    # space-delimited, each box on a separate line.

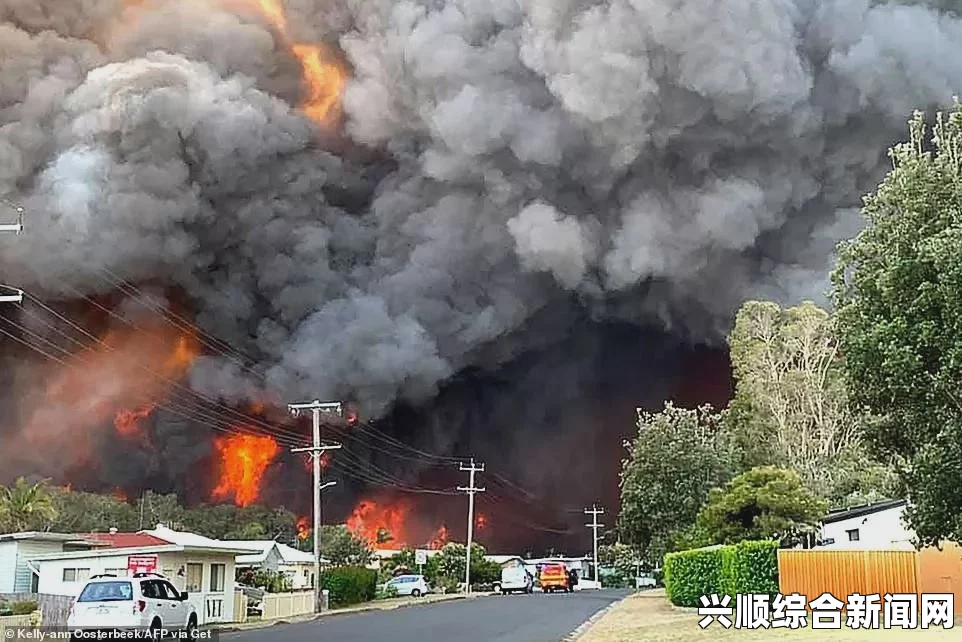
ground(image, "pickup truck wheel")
xmin=411 ymin=589 xmax=421 ymax=598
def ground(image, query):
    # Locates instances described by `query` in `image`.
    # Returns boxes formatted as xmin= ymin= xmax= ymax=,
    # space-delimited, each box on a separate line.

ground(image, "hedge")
xmin=720 ymin=540 xmax=779 ymax=599
xmin=320 ymin=566 xmax=378 ymax=607
xmin=664 ymin=540 xmax=778 ymax=607
xmin=664 ymin=545 xmax=724 ymax=607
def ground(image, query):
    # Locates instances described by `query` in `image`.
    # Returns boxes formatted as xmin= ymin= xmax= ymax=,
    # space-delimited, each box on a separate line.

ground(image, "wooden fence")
xmin=778 ymin=545 xmax=962 ymax=614
xmin=0 ymin=593 xmax=74 ymax=627
xmin=0 ymin=613 xmax=39 ymax=638
xmin=231 ymin=589 xmax=314 ymax=623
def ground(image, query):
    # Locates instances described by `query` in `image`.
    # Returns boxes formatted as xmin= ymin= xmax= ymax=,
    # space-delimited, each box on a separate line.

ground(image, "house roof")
xmin=823 ymin=499 xmax=907 ymax=525
xmin=143 ymin=525 xmax=262 ymax=554
xmin=85 ymin=533 xmax=171 ymax=549
xmin=0 ymin=532 xmax=99 ymax=544
xmin=486 ymin=555 xmax=525 ymax=565
xmin=28 ymin=525 xmax=260 ymax=562
xmin=230 ymin=540 xmax=325 ymax=565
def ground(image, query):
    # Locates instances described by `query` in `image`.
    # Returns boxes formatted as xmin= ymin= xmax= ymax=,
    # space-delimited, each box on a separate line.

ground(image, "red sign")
xmin=127 ymin=555 xmax=158 ymax=575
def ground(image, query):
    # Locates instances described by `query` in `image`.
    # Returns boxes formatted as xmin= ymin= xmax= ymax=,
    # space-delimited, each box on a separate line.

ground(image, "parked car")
xmin=496 ymin=563 xmax=534 ymax=595
xmin=538 ymin=564 xmax=570 ymax=593
xmin=382 ymin=574 xmax=431 ymax=597
xmin=67 ymin=573 xmax=198 ymax=638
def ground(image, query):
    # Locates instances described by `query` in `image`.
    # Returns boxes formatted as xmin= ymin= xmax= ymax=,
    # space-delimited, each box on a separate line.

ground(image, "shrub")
xmin=664 ymin=545 xmax=724 ymax=607
xmin=11 ymin=600 xmax=38 ymax=615
xmin=720 ymin=540 xmax=779 ymax=599
xmin=320 ymin=566 xmax=377 ymax=607
xmin=665 ymin=541 xmax=779 ymax=607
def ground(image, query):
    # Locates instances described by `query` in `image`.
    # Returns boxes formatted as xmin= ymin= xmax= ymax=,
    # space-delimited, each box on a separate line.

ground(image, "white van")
xmin=497 ymin=561 xmax=533 ymax=595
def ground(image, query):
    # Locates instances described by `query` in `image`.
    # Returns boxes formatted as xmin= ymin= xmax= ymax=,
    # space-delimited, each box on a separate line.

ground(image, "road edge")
xmin=562 ymin=595 xmax=627 ymax=641
xmin=214 ymin=593 xmax=481 ymax=634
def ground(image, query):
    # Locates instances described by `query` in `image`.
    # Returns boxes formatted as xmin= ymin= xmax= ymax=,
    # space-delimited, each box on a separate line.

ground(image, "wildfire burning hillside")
xmin=346 ymin=497 xmax=450 ymax=550
xmin=212 ymin=433 xmax=281 ymax=507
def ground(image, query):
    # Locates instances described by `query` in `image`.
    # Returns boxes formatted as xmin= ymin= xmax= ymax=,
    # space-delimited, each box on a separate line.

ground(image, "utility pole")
xmin=457 ymin=458 xmax=484 ymax=594
xmin=289 ymin=400 xmax=343 ymax=613
xmin=1 ymin=201 xmax=23 ymax=304
xmin=584 ymin=505 xmax=604 ymax=583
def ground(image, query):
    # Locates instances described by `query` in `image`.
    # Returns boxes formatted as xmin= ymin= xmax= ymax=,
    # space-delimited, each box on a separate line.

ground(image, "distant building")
xmin=818 ymin=499 xmax=914 ymax=550
xmin=231 ymin=541 xmax=322 ymax=589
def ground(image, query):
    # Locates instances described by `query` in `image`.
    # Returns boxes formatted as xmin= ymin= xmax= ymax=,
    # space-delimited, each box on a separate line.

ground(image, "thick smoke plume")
xmin=2 ymin=0 xmax=962 ymax=508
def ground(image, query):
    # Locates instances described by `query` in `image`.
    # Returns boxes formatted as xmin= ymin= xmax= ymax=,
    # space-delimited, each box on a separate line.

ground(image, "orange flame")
xmin=114 ymin=403 xmax=156 ymax=438
xmin=475 ymin=513 xmax=488 ymax=530
xmin=113 ymin=488 xmax=129 ymax=502
xmin=346 ymin=499 xmax=412 ymax=548
xmin=211 ymin=433 xmax=280 ymax=506
xmin=296 ymin=516 xmax=311 ymax=541
xmin=247 ymin=0 xmax=345 ymax=124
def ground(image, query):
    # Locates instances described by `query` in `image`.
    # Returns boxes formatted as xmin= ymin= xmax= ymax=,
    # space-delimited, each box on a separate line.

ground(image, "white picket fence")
xmin=0 ymin=612 xmax=40 ymax=637
xmin=233 ymin=589 xmax=314 ymax=623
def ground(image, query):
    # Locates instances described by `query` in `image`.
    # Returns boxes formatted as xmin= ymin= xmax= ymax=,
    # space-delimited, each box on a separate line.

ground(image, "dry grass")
xmin=578 ymin=590 xmax=962 ymax=642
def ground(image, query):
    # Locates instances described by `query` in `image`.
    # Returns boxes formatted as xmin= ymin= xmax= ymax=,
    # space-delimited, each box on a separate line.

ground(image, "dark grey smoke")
xmin=1 ymin=0 xmax=961 ymax=477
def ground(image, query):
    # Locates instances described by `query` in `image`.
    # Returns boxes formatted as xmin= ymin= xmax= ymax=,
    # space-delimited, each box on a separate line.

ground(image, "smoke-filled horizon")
xmin=1 ymin=0 xmax=960 ymax=542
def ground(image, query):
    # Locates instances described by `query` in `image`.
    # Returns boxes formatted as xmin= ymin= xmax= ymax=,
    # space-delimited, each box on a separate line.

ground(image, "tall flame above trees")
xmin=212 ymin=433 xmax=280 ymax=506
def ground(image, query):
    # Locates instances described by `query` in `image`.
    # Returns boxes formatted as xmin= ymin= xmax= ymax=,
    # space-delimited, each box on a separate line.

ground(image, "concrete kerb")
xmin=562 ymin=595 xmax=630 ymax=641
xmin=213 ymin=592 xmax=487 ymax=633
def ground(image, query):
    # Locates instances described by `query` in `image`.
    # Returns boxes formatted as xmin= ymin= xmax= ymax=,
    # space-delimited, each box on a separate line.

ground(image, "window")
xmin=186 ymin=564 xmax=203 ymax=593
xmin=160 ymin=581 xmax=182 ymax=600
xmin=209 ymin=564 xmax=225 ymax=592
xmin=104 ymin=568 xmax=128 ymax=577
xmin=141 ymin=581 xmax=161 ymax=599
xmin=77 ymin=581 xmax=133 ymax=602
xmin=63 ymin=568 xmax=90 ymax=583
xmin=847 ymin=528 xmax=860 ymax=542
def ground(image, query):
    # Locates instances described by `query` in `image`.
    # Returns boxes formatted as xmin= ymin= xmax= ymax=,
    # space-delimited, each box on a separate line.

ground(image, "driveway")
xmin=225 ymin=590 xmax=631 ymax=642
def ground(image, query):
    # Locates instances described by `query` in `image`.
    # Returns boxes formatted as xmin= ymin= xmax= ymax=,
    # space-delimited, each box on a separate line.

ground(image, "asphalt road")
xmin=226 ymin=590 xmax=631 ymax=642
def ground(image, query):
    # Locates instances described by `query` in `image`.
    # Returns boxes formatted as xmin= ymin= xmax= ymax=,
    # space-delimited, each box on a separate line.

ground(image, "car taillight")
xmin=134 ymin=600 xmax=146 ymax=613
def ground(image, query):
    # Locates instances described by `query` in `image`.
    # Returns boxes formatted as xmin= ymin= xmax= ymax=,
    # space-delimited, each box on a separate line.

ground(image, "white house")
xmin=28 ymin=525 xmax=260 ymax=625
xmin=0 ymin=532 xmax=112 ymax=594
xmin=819 ymin=499 xmax=914 ymax=550
xmin=231 ymin=541 xmax=320 ymax=590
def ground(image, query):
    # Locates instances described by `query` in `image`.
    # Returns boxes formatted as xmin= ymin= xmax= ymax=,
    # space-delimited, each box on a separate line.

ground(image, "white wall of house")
xmin=35 ymin=551 xmax=239 ymax=624
xmin=820 ymin=506 xmax=914 ymax=550
xmin=0 ymin=541 xmax=16 ymax=593
xmin=0 ymin=540 xmax=66 ymax=593
xmin=277 ymin=564 xmax=313 ymax=590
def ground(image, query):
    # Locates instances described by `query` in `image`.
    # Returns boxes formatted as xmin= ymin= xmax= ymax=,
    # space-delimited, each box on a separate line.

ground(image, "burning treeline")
xmin=2 ymin=295 xmax=463 ymax=546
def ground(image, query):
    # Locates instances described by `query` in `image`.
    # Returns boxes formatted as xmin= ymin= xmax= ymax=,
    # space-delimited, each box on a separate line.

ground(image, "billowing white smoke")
xmin=2 ymin=0 xmax=961 ymax=417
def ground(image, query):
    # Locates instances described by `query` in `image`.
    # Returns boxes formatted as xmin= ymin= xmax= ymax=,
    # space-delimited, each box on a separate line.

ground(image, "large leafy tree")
xmin=0 ymin=478 xmax=58 ymax=532
xmin=833 ymin=103 xmax=962 ymax=544
xmin=726 ymin=300 xmax=897 ymax=503
xmin=694 ymin=466 xmax=827 ymax=547
xmin=618 ymin=403 xmax=735 ymax=561
xmin=316 ymin=525 xmax=373 ymax=567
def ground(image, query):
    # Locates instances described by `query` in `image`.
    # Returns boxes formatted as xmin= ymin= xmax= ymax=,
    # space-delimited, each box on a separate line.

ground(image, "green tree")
xmin=48 ymin=487 xmax=137 ymax=533
xmin=619 ymin=403 xmax=735 ymax=562
xmin=317 ymin=525 xmax=373 ymax=567
xmin=726 ymin=300 xmax=897 ymax=503
xmin=694 ymin=466 xmax=826 ymax=547
xmin=598 ymin=543 xmax=642 ymax=587
xmin=434 ymin=542 xmax=494 ymax=586
xmin=0 ymin=478 xmax=58 ymax=532
xmin=833 ymin=102 xmax=962 ymax=545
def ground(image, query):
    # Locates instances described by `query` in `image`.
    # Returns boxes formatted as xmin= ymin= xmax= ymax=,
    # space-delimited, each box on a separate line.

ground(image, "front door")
xmin=157 ymin=580 xmax=188 ymax=628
